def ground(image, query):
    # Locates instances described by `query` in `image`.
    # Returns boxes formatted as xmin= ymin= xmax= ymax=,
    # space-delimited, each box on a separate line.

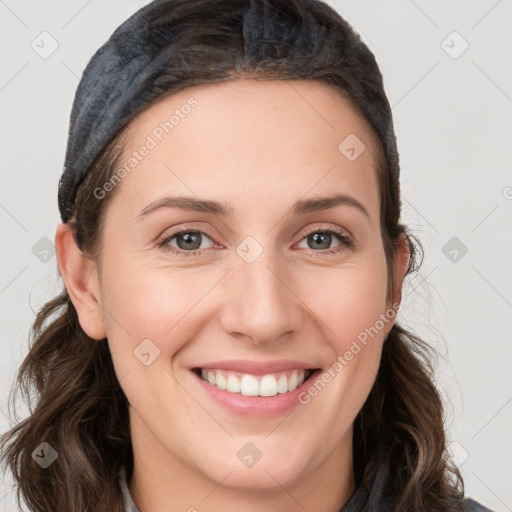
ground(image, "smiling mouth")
xmin=192 ymin=368 xmax=316 ymax=397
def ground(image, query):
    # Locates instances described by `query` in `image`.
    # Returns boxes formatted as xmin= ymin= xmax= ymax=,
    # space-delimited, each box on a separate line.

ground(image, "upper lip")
xmin=191 ymin=359 xmax=318 ymax=376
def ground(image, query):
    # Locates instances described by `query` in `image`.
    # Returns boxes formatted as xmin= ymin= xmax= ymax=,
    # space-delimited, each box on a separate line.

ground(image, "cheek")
xmin=100 ymin=264 xmax=199 ymax=348
xmin=98 ymin=251 xmax=231 ymax=390
xmin=292 ymin=254 xmax=389 ymax=410
xmin=295 ymin=257 xmax=389 ymax=348
xmin=98 ymin=263 xmax=201 ymax=423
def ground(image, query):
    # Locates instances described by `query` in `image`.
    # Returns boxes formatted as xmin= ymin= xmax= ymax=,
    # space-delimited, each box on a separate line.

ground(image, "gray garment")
xmin=119 ymin=467 xmax=140 ymax=512
xmin=117 ymin=467 xmax=492 ymax=512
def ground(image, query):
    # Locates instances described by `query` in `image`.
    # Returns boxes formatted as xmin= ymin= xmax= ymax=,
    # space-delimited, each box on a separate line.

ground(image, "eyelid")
xmin=296 ymin=223 xmax=352 ymax=242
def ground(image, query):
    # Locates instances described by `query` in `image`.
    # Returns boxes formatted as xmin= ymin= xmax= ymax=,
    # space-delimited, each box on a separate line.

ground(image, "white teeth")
xmin=277 ymin=374 xmax=288 ymax=394
xmin=215 ymin=371 xmax=227 ymax=390
xmin=288 ymin=371 xmax=298 ymax=391
xmin=259 ymin=375 xmax=278 ymax=396
xmin=198 ymin=369 xmax=311 ymax=396
xmin=240 ymin=375 xmax=259 ymax=396
xmin=227 ymin=374 xmax=241 ymax=393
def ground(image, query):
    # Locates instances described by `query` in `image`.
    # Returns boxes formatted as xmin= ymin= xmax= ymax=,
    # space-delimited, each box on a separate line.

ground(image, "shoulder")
xmin=463 ymin=497 xmax=494 ymax=511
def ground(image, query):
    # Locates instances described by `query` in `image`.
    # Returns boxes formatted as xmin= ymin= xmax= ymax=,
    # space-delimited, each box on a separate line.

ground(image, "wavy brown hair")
xmin=2 ymin=1 xmax=466 ymax=511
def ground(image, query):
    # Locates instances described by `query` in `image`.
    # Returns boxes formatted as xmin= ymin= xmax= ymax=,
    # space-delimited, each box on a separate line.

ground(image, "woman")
xmin=1 ymin=1 xmax=492 ymax=511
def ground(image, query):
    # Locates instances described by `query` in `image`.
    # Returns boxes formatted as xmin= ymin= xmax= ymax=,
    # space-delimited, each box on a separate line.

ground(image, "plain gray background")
xmin=1 ymin=1 xmax=511 ymax=510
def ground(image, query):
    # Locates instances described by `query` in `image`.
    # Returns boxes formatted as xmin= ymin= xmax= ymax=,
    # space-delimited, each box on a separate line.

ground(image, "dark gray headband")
xmin=58 ymin=0 xmax=303 ymax=223
xmin=58 ymin=1 xmax=172 ymax=223
xmin=58 ymin=0 xmax=399 ymax=224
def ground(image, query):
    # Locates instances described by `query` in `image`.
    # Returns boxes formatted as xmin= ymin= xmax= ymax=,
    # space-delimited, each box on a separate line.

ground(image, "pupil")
xmin=179 ymin=232 xmax=201 ymax=250
xmin=310 ymin=232 xmax=330 ymax=250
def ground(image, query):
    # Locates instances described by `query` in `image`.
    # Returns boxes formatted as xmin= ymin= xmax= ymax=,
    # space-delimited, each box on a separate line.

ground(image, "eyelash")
xmin=156 ymin=226 xmax=353 ymax=258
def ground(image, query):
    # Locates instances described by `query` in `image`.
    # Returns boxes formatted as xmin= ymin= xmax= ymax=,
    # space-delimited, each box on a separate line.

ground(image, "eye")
xmin=157 ymin=226 xmax=353 ymax=257
xmin=296 ymin=227 xmax=353 ymax=255
xmin=157 ymin=228 xmax=218 ymax=256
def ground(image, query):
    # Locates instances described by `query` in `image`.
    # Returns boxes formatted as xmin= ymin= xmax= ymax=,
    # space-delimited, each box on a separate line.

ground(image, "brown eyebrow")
xmin=137 ymin=193 xmax=371 ymax=223
xmin=137 ymin=195 xmax=232 ymax=220
xmin=292 ymin=194 xmax=370 ymax=221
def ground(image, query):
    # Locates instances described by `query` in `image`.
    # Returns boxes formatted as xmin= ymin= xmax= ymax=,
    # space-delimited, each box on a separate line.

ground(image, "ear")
xmin=54 ymin=223 xmax=107 ymax=340
xmin=385 ymin=232 xmax=410 ymax=332
xmin=391 ymin=232 xmax=410 ymax=304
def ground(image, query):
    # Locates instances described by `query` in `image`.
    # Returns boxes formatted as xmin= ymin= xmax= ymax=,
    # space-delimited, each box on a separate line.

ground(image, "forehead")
xmin=107 ymin=79 xmax=382 ymax=222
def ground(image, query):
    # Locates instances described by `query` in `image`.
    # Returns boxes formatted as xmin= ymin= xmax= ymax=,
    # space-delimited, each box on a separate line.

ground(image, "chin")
xmin=196 ymin=443 xmax=312 ymax=491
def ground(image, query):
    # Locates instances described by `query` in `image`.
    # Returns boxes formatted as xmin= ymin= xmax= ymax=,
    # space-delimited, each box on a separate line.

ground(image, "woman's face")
xmin=86 ymin=79 xmax=402 ymax=493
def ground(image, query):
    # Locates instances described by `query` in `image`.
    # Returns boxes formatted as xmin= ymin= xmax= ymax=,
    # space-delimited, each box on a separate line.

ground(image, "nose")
xmin=218 ymin=248 xmax=304 ymax=347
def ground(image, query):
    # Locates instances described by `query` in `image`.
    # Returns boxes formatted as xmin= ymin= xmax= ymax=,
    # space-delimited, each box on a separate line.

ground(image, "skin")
xmin=56 ymin=79 xmax=409 ymax=512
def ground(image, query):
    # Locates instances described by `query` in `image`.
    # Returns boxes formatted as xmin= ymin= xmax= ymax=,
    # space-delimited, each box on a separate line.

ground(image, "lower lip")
xmin=192 ymin=369 xmax=321 ymax=418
